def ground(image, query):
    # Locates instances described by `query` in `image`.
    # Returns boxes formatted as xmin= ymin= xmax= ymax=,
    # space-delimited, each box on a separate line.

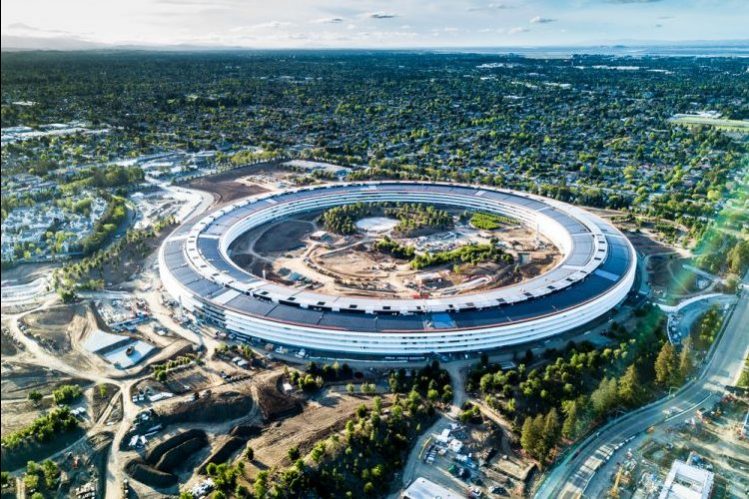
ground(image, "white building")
xmin=159 ymin=182 xmax=636 ymax=356
xmin=659 ymin=460 xmax=714 ymax=499
xmin=403 ymin=478 xmax=461 ymax=499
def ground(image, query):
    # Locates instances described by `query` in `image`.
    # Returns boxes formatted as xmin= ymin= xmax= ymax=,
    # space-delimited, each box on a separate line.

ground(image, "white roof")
xmin=403 ymin=477 xmax=461 ymax=499
xmin=659 ymin=460 xmax=714 ymax=499
xmin=82 ymin=329 xmax=129 ymax=353
xmin=181 ymin=182 xmax=612 ymax=315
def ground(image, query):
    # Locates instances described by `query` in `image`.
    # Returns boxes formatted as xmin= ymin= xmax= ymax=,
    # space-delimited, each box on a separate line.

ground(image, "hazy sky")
xmin=2 ymin=0 xmax=747 ymax=49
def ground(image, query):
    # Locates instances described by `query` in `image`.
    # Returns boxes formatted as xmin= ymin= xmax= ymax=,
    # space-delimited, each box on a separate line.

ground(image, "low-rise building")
xmin=659 ymin=460 xmax=714 ymax=499
xmin=403 ymin=477 xmax=461 ymax=499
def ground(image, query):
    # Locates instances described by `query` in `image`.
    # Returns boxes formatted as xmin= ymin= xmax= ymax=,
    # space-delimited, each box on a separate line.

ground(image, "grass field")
xmin=669 ymin=115 xmax=749 ymax=133
xmin=469 ymin=212 xmax=515 ymax=230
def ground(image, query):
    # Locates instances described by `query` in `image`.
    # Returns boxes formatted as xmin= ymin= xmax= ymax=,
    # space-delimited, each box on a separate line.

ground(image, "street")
xmin=535 ymin=271 xmax=749 ymax=499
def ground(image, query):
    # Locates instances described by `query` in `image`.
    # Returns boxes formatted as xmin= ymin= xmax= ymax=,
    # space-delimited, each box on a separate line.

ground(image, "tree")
xmin=480 ymin=373 xmax=494 ymax=393
xmin=23 ymin=473 xmax=39 ymax=491
xmin=679 ymin=337 xmax=694 ymax=380
xmin=97 ymin=384 xmax=109 ymax=398
xmin=254 ymin=471 xmax=269 ymax=498
xmin=521 ymin=414 xmax=547 ymax=461
xmin=28 ymin=390 xmax=43 ymax=404
xmin=561 ymin=399 xmax=580 ymax=439
xmin=360 ymin=383 xmax=376 ymax=395
xmin=245 ymin=445 xmax=254 ymax=461
xmin=52 ymin=384 xmax=83 ymax=405
xmin=531 ymin=414 xmax=547 ymax=460
xmin=520 ymin=416 xmax=537 ymax=457
xmin=655 ymin=342 xmax=678 ymax=386
xmin=542 ymin=408 xmax=560 ymax=455
xmin=618 ymin=364 xmax=641 ymax=406
xmin=591 ymin=377 xmax=619 ymax=416
xmin=373 ymin=396 xmax=382 ymax=414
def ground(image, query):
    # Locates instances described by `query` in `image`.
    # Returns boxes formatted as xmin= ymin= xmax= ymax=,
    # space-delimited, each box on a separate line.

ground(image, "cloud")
xmin=251 ymin=21 xmax=292 ymax=29
xmin=606 ymin=0 xmax=664 ymax=3
xmin=509 ymin=26 xmax=529 ymax=34
xmin=312 ymin=17 xmax=344 ymax=24
xmin=229 ymin=21 xmax=292 ymax=33
xmin=530 ymin=16 xmax=556 ymax=24
xmin=5 ymin=22 xmax=76 ymax=36
xmin=366 ymin=12 xmax=398 ymax=19
xmin=467 ymin=3 xmax=513 ymax=12
xmin=6 ymin=22 xmax=41 ymax=31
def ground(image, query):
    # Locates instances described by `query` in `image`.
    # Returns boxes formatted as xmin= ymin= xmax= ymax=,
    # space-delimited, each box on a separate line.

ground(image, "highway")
xmin=535 ymin=271 xmax=749 ymax=499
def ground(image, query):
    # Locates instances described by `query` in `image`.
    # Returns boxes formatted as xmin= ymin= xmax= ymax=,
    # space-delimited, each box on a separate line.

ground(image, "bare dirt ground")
xmin=132 ymin=363 xmax=223 ymax=398
xmin=105 ymin=221 xmax=178 ymax=290
xmin=243 ymin=389 xmax=382 ymax=479
xmin=19 ymin=303 xmax=118 ymax=375
xmin=0 ymin=361 xmax=90 ymax=435
xmin=626 ymin=229 xmax=679 ymax=257
xmin=121 ymin=371 xmax=265 ymax=496
xmin=183 ymin=164 xmax=276 ymax=205
xmin=21 ymin=303 xmax=83 ymax=352
xmin=1 ymin=325 xmax=21 ymax=356
xmin=0 ymin=262 xmax=57 ymax=286
xmin=254 ymin=219 xmax=316 ymax=254
xmin=16 ymin=300 xmax=196 ymax=381
xmin=231 ymin=209 xmax=561 ymax=299
xmin=0 ymin=361 xmax=84 ymax=402
xmin=649 ymin=255 xmax=705 ymax=296
xmin=91 ymin=383 xmax=120 ymax=422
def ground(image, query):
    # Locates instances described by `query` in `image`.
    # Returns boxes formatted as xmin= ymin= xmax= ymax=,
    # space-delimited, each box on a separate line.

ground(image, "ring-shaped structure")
xmin=159 ymin=181 xmax=636 ymax=357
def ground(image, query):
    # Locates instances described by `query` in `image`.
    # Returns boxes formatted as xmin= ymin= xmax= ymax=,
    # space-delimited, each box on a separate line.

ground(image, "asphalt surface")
xmin=535 ymin=271 xmax=749 ymax=499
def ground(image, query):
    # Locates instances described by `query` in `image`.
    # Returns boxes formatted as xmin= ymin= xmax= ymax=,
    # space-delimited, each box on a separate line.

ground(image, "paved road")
xmin=666 ymin=293 xmax=737 ymax=345
xmin=535 ymin=272 xmax=749 ymax=499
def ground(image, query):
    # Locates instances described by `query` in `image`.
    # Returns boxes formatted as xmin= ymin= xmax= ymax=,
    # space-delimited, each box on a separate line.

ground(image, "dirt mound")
xmin=196 ymin=424 xmax=260 ymax=475
xmin=160 ymin=390 xmax=253 ymax=425
xmin=256 ymin=375 xmax=303 ymax=421
xmin=125 ymin=460 xmax=178 ymax=488
xmin=154 ymin=436 xmax=208 ymax=472
xmin=145 ymin=429 xmax=207 ymax=466
xmin=21 ymin=303 xmax=87 ymax=353
xmin=229 ymin=425 xmax=262 ymax=439
xmin=198 ymin=436 xmax=246 ymax=474
xmin=126 ymin=429 xmax=209 ymax=488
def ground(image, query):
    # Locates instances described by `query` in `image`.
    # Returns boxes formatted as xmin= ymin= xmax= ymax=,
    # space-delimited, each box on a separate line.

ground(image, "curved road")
xmin=535 ymin=271 xmax=749 ymax=499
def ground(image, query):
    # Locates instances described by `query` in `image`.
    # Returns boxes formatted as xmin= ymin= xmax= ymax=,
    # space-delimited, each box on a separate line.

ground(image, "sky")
xmin=2 ymin=0 xmax=748 ymax=50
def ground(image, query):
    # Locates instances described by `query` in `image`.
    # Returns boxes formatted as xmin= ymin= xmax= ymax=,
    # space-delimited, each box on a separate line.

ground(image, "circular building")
xmin=159 ymin=182 xmax=636 ymax=358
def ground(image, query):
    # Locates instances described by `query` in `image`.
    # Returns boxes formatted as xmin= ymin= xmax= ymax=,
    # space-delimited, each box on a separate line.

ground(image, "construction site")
xmin=229 ymin=206 xmax=560 ymax=300
xmin=598 ymin=392 xmax=749 ymax=499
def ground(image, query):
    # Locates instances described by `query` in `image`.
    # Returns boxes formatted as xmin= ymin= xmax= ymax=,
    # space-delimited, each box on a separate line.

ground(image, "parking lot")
xmin=409 ymin=417 xmax=536 ymax=498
